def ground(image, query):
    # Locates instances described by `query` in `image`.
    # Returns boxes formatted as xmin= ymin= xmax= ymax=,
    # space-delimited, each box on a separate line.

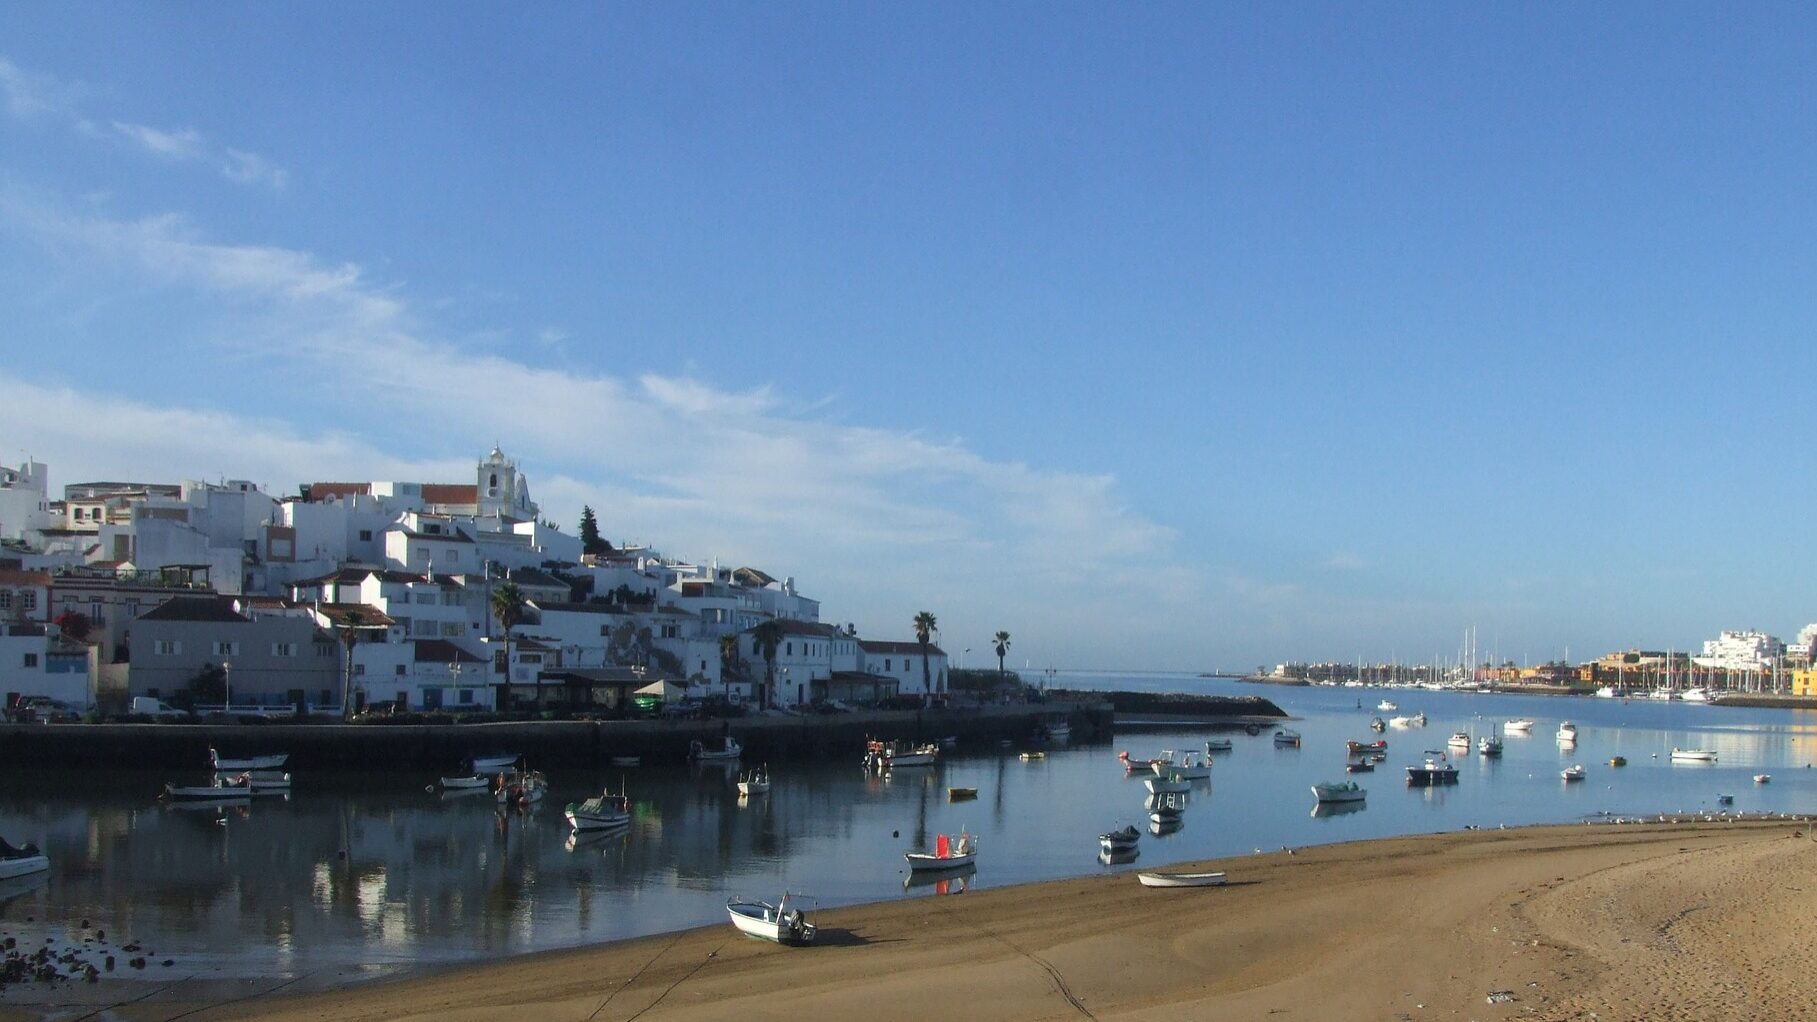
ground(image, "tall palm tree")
xmin=913 ymin=611 xmax=938 ymax=697
xmin=718 ymin=633 xmax=741 ymax=700
xmin=490 ymin=581 xmax=525 ymax=707
xmin=335 ymin=610 xmax=362 ymax=719
xmin=993 ymin=630 xmax=1011 ymax=679
xmin=751 ymin=620 xmax=784 ymax=710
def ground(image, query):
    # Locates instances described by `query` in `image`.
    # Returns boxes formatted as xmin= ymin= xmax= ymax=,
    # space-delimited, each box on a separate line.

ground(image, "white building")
xmin=1693 ymin=629 xmax=1785 ymax=671
xmin=0 ymin=460 xmax=53 ymax=543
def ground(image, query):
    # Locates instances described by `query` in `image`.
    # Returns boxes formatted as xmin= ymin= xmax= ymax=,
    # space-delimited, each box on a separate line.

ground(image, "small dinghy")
xmin=736 ymin=765 xmax=771 ymax=796
xmin=691 ymin=736 xmax=743 ymax=762
xmin=1118 ymin=751 xmax=1159 ymax=772
xmin=1755 ymin=773 xmax=1772 ymax=784
xmin=209 ymin=748 xmax=288 ymax=772
xmin=1311 ymin=780 xmax=1366 ymax=803
xmin=468 ymin=753 xmax=521 ymax=773
xmin=164 ymin=777 xmax=253 ymax=802
xmin=1203 ymin=738 xmax=1233 ymax=753
xmin=947 ymin=787 xmax=978 ymax=801
xmin=727 ymin=893 xmax=816 ymax=945
xmin=437 ymin=774 xmax=490 ymax=791
xmin=1099 ymin=824 xmax=1141 ymax=853
xmin=906 ymin=831 xmax=977 ymax=872
xmin=1608 ymin=756 xmax=1627 ymax=767
xmin=1137 ymin=871 xmax=1226 ymax=888
xmin=0 ymin=838 xmax=48 ymax=880
xmin=565 ymin=788 xmax=632 ymax=831
xmin=1345 ymin=739 xmax=1388 ymax=755
xmin=1561 ymin=764 xmax=1586 ymax=782
xmin=1345 ymin=760 xmax=1375 ymax=774
xmin=1272 ymin=729 xmax=1301 ymax=747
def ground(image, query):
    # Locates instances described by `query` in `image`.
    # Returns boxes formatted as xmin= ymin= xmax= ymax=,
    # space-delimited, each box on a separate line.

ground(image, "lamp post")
xmin=222 ymin=661 xmax=231 ymax=711
xmin=962 ymin=648 xmax=970 ymax=671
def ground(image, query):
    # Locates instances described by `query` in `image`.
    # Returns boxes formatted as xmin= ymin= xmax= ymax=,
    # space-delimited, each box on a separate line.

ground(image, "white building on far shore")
xmin=1693 ymin=629 xmax=1785 ymax=671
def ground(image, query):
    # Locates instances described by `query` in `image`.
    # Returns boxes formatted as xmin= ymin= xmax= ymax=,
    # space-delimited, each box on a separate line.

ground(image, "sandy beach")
xmin=24 ymin=818 xmax=1817 ymax=1022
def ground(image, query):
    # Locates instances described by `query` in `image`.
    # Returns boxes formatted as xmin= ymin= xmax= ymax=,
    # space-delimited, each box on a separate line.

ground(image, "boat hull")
xmin=1311 ymin=784 xmax=1366 ymax=803
xmin=727 ymin=901 xmax=816 ymax=945
xmin=1137 ymin=871 xmax=1226 ymax=888
xmin=1404 ymin=769 xmax=1458 ymax=787
xmin=905 ymin=852 xmax=976 ymax=872
xmin=0 ymin=854 xmax=48 ymax=881
xmin=210 ymin=751 xmax=287 ymax=771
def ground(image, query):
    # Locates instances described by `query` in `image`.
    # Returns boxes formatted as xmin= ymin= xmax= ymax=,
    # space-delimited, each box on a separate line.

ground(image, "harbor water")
xmin=2 ymin=672 xmax=1814 ymax=985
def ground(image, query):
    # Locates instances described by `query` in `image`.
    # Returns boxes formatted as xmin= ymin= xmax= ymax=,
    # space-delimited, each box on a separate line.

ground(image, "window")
xmin=885 ymin=658 xmax=892 ymax=670
xmin=459 ymin=689 xmax=473 ymax=705
xmin=416 ymin=548 xmax=430 ymax=563
xmin=414 ymin=592 xmax=437 ymax=604
xmin=414 ymin=620 xmax=437 ymax=636
xmin=600 ymin=624 xmax=611 ymax=636
xmin=354 ymin=664 xmax=365 ymax=676
xmin=272 ymin=642 xmax=296 ymax=657
xmin=314 ymin=643 xmax=334 ymax=657
xmin=786 ymin=642 xmax=793 ymax=656
xmin=212 ymin=641 xmax=239 ymax=656
xmin=22 ymin=591 xmax=37 ymax=612
xmin=395 ymin=664 xmax=407 ymax=676
xmin=154 ymin=640 xmax=182 ymax=655
xmin=22 ymin=653 xmax=38 ymax=668
xmin=441 ymin=622 xmax=462 ymax=637
xmin=424 ymin=523 xmax=442 ymax=535
xmin=447 ymin=551 xmax=459 ymax=564
xmin=358 ymin=529 xmax=373 ymax=542
xmin=0 ymin=591 xmax=10 ymax=611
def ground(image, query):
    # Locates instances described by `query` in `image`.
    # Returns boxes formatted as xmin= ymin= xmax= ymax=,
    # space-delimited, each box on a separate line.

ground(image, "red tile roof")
xmin=307 ymin=482 xmax=372 ymax=501
xmin=422 ymin=484 xmax=479 ymax=506
xmin=0 ymin=569 xmax=51 ymax=587
xmin=859 ymin=640 xmax=946 ymax=657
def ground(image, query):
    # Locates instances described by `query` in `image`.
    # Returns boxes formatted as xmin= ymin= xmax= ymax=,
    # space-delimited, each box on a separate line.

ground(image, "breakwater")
xmin=1060 ymin=690 xmax=1286 ymax=720
xmin=0 ymin=701 xmax=1111 ymax=771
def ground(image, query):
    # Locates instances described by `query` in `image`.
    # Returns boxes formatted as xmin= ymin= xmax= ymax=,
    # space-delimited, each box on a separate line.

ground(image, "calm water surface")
xmin=3 ymin=672 xmax=1815 ymax=981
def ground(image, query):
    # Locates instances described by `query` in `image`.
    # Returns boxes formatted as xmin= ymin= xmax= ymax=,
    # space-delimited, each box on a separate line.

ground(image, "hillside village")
xmin=0 ymin=448 xmax=948 ymax=716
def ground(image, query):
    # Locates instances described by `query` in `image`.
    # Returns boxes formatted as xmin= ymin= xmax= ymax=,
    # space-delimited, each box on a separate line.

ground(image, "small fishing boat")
xmin=1311 ymin=780 xmax=1366 ymax=804
xmin=1137 ymin=871 xmax=1226 ymax=888
xmin=0 ymin=838 xmax=48 ymax=881
xmin=496 ymin=769 xmax=547 ymax=807
xmin=1377 ymin=700 xmax=1398 ymax=712
xmin=1345 ymin=759 xmax=1375 ymax=773
xmin=1408 ymin=712 xmax=1427 ymax=727
xmin=1019 ymin=751 xmax=1046 ymax=761
xmin=1608 ymin=756 xmax=1627 ymax=767
xmin=726 ymin=893 xmax=816 ymax=945
xmin=218 ymin=770 xmax=290 ymax=793
xmin=1405 ymin=753 xmax=1459 ymax=787
xmin=1671 ymin=748 xmax=1717 ymax=763
xmin=1044 ymin=721 xmax=1072 ymax=742
xmin=565 ymin=788 xmax=632 ymax=831
xmin=736 ymin=765 xmax=771 ymax=796
xmin=691 ymin=736 xmax=743 ymax=762
xmin=437 ymin=774 xmax=489 ymax=791
xmin=1504 ymin=719 xmax=1535 ymax=733
xmin=1388 ymin=716 xmax=1413 ymax=729
xmin=468 ymin=753 xmax=521 ymax=773
xmin=1561 ymin=764 xmax=1586 ymax=781
xmin=164 ymin=777 xmax=253 ymax=802
xmin=863 ymin=738 xmax=937 ymax=770
xmin=1165 ymin=751 xmax=1212 ymax=780
xmin=1118 ymin=751 xmax=1160 ymax=772
xmin=1272 ymin=729 xmax=1302 ymax=747
xmin=905 ymin=831 xmax=976 ymax=872
xmin=947 ymin=786 xmax=978 ymax=801
xmin=1204 ymin=737 xmax=1234 ymax=753
xmin=1099 ymin=824 xmax=1141 ymax=853
xmin=209 ymin=748 xmax=288 ymax=772
xmin=1147 ymin=803 xmax=1183 ymax=825
xmin=1345 ymin=739 xmax=1388 ymax=755
xmin=1144 ymin=771 xmax=1191 ymax=795
xmin=1446 ymin=731 xmax=1471 ymax=750
xmin=1368 ymin=717 xmax=1386 ymax=732
xmin=1556 ymin=722 xmax=1578 ymax=744
xmin=1478 ymin=735 xmax=1502 ymax=757
xmin=1755 ymin=773 xmax=1771 ymax=784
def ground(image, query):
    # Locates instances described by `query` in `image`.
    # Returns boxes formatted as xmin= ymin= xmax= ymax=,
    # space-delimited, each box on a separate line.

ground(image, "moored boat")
xmin=1144 ymin=771 xmax=1191 ymax=795
xmin=1608 ymin=756 xmax=1627 ymax=767
xmin=1147 ymin=802 xmax=1183 ymax=825
xmin=1446 ymin=731 xmax=1471 ymax=750
xmin=1561 ymin=764 xmax=1586 ymax=781
xmin=1167 ymin=751 xmax=1212 ymax=780
xmin=1345 ymin=739 xmax=1388 ymax=755
xmin=1755 ymin=773 xmax=1771 ymax=784
xmin=736 ymin=765 xmax=771 ymax=796
xmin=1137 ymin=870 xmax=1226 ymax=888
xmin=692 ymin=736 xmax=743 ymax=762
xmin=1369 ymin=717 xmax=1386 ymax=732
xmin=863 ymin=738 xmax=936 ymax=770
xmin=1204 ymin=738 xmax=1234 ymax=753
xmin=0 ymin=838 xmax=48 ymax=881
xmin=218 ymin=770 xmax=290 ymax=793
xmin=1118 ymin=750 xmax=1160 ymax=772
xmin=1478 ymin=735 xmax=1502 ymax=756
xmin=1311 ymin=780 xmax=1366 ymax=804
xmin=1405 ymin=753 xmax=1458 ymax=787
xmin=1504 ymin=719 xmax=1535 ymax=733
xmin=468 ymin=753 xmax=520 ymax=773
xmin=565 ymin=788 xmax=632 ymax=831
xmin=1555 ymin=722 xmax=1578 ymax=744
xmin=1345 ymin=759 xmax=1375 ymax=773
xmin=209 ymin=747 xmax=288 ymax=772
xmin=1377 ymin=700 xmax=1398 ymax=712
xmin=1671 ymin=748 xmax=1717 ymax=763
xmin=496 ymin=769 xmax=547 ymax=807
xmin=1099 ymin=824 xmax=1141 ymax=853
xmin=1272 ymin=729 xmax=1302 ymax=747
xmin=1019 ymin=751 xmax=1046 ymax=761
xmin=1681 ymin=688 xmax=1712 ymax=703
xmin=164 ymin=777 xmax=253 ymax=802
xmin=726 ymin=893 xmax=816 ymax=945
xmin=437 ymin=774 xmax=489 ymax=791
xmin=905 ymin=831 xmax=976 ymax=872
xmin=947 ymin=786 xmax=978 ymax=801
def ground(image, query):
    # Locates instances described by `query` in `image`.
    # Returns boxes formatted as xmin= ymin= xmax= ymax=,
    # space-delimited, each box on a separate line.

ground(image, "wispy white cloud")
xmin=0 ymin=56 xmax=286 ymax=191
xmin=5 ymin=196 xmax=1209 ymax=664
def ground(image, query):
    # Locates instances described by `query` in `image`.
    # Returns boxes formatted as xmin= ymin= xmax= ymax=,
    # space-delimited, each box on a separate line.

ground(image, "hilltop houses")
xmin=0 ymin=448 xmax=946 ymax=715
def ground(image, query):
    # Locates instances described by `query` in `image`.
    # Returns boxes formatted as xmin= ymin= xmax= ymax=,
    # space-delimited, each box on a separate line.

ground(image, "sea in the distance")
xmin=2 ymin=670 xmax=1814 ymax=985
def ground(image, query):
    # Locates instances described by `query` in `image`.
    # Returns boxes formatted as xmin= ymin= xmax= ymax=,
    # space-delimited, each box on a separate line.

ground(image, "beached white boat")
xmin=0 ymin=838 xmax=48 ymax=881
xmin=164 ymin=778 xmax=253 ymax=801
xmin=1446 ymin=731 xmax=1471 ymax=750
xmin=692 ymin=736 xmax=743 ymax=762
xmin=1272 ymin=729 xmax=1301 ymax=747
xmin=1504 ymin=719 xmax=1535 ymax=733
xmin=1099 ymin=824 xmax=1141 ymax=853
xmin=905 ymin=831 xmax=976 ymax=872
xmin=1671 ymin=748 xmax=1717 ymax=763
xmin=1405 ymin=754 xmax=1458 ymax=787
xmin=726 ymin=893 xmax=816 ymax=945
xmin=1555 ymin=722 xmax=1578 ymax=744
xmin=1755 ymin=773 xmax=1771 ymax=784
xmin=736 ymin=765 xmax=771 ymax=796
xmin=1137 ymin=871 xmax=1226 ymax=888
xmin=438 ymin=774 xmax=489 ymax=791
xmin=1311 ymin=780 xmax=1366 ymax=804
xmin=1377 ymin=700 xmax=1398 ymax=712
xmin=496 ymin=769 xmax=547 ymax=806
xmin=1144 ymin=771 xmax=1191 ymax=795
xmin=468 ymin=753 xmax=520 ymax=773
xmin=1561 ymin=764 xmax=1586 ymax=781
xmin=565 ymin=788 xmax=632 ymax=831
xmin=1204 ymin=738 xmax=1233 ymax=753
xmin=209 ymin=748 xmax=288 ymax=772
xmin=1478 ymin=735 xmax=1502 ymax=756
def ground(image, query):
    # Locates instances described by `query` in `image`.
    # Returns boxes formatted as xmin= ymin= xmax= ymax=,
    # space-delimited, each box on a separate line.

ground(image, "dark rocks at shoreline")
xmin=0 ymin=922 xmax=158 ymax=990
xmin=1070 ymin=691 xmax=1288 ymax=719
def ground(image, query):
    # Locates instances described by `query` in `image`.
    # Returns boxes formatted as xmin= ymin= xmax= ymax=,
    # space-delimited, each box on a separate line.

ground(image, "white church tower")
xmin=477 ymin=446 xmax=538 ymax=520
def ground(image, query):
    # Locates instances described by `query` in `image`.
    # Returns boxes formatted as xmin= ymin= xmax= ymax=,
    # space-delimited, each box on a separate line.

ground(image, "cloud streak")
xmin=0 ymin=56 xmax=287 ymax=191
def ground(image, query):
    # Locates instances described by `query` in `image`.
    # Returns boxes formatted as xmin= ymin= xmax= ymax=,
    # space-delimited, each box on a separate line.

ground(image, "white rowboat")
xmin=1137 ymin=871 xmax=1227 ymax=888
xmin=1671 ymin=748 xmax=1717 ymax=763
xmin=905 ymin=831 xmax=977 ymax=872
xmin=727 ymin=894 xmax=816 ymax=945
xmin=209 ymin=748 xmax=287 ymax=771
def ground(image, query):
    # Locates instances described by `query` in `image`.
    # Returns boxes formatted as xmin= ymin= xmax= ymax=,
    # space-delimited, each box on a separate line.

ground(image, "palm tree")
xmin=335 ymin=610 xmax=362 ymax=719
xmin=718 ymin=633 xmax=741 ymax=700
xmin=913 ymin=611 xmax=938 ymax=697
xmin=490 ymin=581 xmax=525 ymax=707
xmin=751 ymin=620 xmax=784 ymax=710
xmin=993 ymin=631 xmax=1011 ymax=679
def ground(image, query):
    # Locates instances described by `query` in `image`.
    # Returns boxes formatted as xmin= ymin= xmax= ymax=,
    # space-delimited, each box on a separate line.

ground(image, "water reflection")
xmin=903 ymin=864 xmax=974 ymax=894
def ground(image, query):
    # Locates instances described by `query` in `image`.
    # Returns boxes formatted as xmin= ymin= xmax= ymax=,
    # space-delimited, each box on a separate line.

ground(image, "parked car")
xmin=129 ymin=696 xmax=189 ymax=720
xmin=18 ymin=697 xmax=80 ymax=724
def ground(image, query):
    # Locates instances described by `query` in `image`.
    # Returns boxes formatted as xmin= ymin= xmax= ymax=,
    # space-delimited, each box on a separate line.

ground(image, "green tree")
xmin=913 ymin=611 xmax=938 ymax=696
xmin=751 ymin=620 xmax=784 ymax=710
xmin=490 ymin=581 xmax=526 ymax=703
xmin=718 ymin=633 xmax=741 ymax=699
xmin=578 ymin=505 xmax=611 ymax=557
xmin=335 ymin=610 xmax=362 ymax=719
xmin=993 ymin=630 xmax=1011 ymax=678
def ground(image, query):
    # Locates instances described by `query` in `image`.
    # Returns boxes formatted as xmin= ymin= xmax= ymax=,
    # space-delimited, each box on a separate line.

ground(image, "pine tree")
xmin=579 ymin=505 xmax=611 ymax=556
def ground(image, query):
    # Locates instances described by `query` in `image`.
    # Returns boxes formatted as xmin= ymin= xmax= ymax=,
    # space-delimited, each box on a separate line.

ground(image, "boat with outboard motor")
xmin=727 ymin=892 xmax=816 ymax=945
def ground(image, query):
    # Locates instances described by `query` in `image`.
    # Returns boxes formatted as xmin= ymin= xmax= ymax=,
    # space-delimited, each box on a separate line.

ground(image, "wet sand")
xmin=20 ymin=819 xmax=1817 ymax=1021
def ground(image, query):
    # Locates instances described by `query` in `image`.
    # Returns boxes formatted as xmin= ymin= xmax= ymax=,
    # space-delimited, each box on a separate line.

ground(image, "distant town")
xmin=0 ymin=448 xmax=954 ymax=719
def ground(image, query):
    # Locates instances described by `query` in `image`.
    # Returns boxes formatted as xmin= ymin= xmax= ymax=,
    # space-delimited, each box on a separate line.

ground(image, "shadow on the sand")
xmin=814 ymin=929 xmax=900 ymax=948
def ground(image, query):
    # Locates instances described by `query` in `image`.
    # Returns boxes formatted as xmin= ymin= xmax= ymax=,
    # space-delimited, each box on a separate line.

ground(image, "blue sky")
xmin=3 ymin=6 xmax=1815 ymax=671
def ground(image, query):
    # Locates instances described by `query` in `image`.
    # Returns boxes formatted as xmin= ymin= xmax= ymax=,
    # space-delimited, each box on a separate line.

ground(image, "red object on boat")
xmin=936 ymin=833 xmax=950 ymax=857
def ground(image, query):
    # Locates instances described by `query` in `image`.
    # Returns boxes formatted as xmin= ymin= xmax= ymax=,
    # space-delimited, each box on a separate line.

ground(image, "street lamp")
xmin=962 ymin=648 xmax=971 ymax=671
xmin=222 ymin=661 xmax=232 ymax=711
